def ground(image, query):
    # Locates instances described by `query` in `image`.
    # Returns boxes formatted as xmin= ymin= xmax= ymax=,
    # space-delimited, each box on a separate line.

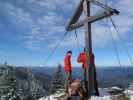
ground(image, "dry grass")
xmin=111 ymin=94 xmax=130 ymax=100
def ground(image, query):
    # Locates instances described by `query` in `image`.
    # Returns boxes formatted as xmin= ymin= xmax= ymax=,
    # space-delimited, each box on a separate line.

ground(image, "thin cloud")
xmin=1 ymin=0 xmax=133 ymax=51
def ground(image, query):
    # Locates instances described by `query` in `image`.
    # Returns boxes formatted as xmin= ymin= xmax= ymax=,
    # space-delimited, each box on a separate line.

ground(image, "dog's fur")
xmin=66 ymin=79 xmax=87 ymax=100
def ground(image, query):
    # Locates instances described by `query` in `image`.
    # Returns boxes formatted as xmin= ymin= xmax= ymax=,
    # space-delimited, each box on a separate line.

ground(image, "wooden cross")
xmin=65 ymin=0 xmax=119 ymax=98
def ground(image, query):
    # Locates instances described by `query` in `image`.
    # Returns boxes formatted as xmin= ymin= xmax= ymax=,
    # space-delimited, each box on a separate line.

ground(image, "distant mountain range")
xmin=30 ymin=66 xmax=133 ymax=88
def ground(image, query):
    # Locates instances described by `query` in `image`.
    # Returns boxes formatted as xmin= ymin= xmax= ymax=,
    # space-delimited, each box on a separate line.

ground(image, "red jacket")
xmin=77 ymin=52 xmax=88 ymax=71
xmin=64 ymin=54 xmax=72 ymax=72
xmin=77 ymin=52 xmax=96 ymax=71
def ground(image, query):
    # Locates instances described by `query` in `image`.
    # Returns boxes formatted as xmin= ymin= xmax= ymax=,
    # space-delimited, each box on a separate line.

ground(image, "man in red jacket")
xmin=77 ymin=48 xmax=99 ymax=96
xmin=77 ymin=48 xmax=88 ymax=82
xmin=64 ymin=50 xmax=72 ymax=93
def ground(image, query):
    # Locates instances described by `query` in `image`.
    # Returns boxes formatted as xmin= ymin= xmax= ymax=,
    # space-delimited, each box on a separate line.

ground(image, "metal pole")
xmin=83 ymin=0 xmax=95 ymax=97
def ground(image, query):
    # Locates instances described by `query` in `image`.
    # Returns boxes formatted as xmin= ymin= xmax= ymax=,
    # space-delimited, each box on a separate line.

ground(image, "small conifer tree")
xmin=49 ymin=64 xmax=65 ymax=94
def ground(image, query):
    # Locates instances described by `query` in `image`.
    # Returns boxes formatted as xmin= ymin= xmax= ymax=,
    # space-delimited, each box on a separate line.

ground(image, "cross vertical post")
xmin=83 ymin=0 xmax=95 ymax=97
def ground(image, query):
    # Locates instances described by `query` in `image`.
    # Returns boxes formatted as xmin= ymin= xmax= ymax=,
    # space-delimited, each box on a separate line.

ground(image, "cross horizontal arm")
xmin=65 ymin=0 xmax=84 ymax=31
xmin=67 ymin=11 xmax=114 ymax=31
xmin=65 ymin=0 xmax=120 ymax=31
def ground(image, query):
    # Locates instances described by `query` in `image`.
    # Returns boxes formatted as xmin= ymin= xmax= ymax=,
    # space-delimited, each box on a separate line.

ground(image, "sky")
xmin=0 ymin=0 xmax=133 ymax=67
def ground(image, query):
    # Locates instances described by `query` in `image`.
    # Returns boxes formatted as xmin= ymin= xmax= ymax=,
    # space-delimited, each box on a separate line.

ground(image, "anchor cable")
xmin=43 ymin=31 xmax=68 ymax=66
xmin=106 ymin=19 xmax=122 ymax=67
xmin=109 ymin=17 xmax=133 ymax=65
xmin=74 ymin=29 xmax=80 ymax=52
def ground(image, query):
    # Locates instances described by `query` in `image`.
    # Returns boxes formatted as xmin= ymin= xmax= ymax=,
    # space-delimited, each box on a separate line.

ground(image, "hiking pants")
xmin=65 ymin=71 xmax=72 ymax=92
